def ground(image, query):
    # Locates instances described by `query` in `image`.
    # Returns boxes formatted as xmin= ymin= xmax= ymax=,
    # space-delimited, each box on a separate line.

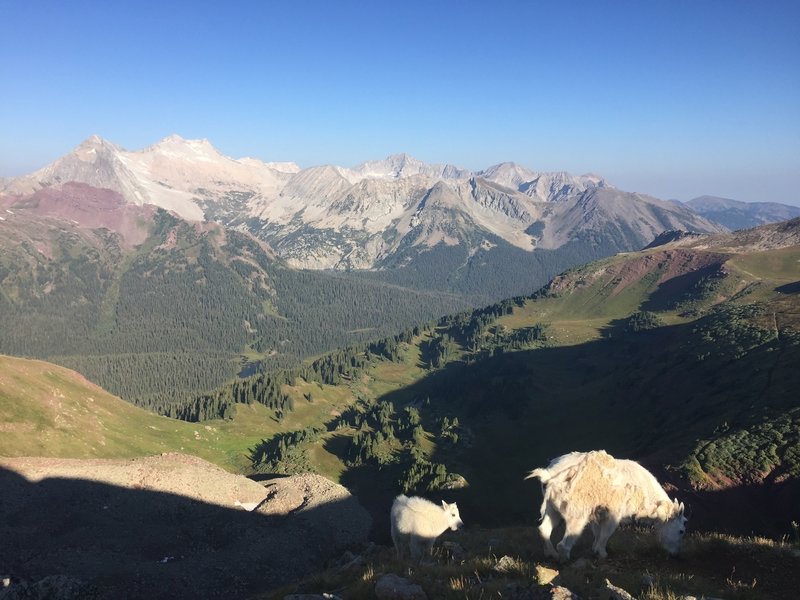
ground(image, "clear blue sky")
xmin=1 ymin=0 xmax=798 ymax=205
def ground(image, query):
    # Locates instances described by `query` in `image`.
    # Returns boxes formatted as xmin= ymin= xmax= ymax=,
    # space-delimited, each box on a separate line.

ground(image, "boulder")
xmin=375 ymin=573 xmax=428 ymax=600
xmin=0 ymin=458 xmax=371 ymax=599
xmin=601 ymin=578 xmax=636 ymax=600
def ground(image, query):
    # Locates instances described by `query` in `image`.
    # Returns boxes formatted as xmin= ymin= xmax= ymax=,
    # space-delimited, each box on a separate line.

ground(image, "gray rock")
xmin=0 ymin=463 xmax=371 ymax=599
xmin=601 ymin=578 xmax=637 ymax=600
xmin=439 ymin=474 xmax=469 ymax=490
xmin=328 ymin=550 xmax=364 ymax=570
xmin=535 ymin=565 xmax=560 ymax=585
xmin=375 ymin=573 xmax=428 ymax=600
xmin=550 ymin=586 xmax=581 ymax=600
xmin=493 ymin=555 xmax=520 ymax=574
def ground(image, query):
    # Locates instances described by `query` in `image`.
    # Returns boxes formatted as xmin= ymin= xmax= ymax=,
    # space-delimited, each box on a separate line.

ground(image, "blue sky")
xmin=1 ymin=1 xmax=798 ymax=205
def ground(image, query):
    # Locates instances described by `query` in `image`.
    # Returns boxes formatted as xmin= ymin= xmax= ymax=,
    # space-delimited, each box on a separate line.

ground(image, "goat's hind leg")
xmin=556 ymin=514 xmax=588 ymax=563
xmin=591 ymin=518 xmax=618 ymax=559
xmin=538 ymin=501 xmax=562 ymax=559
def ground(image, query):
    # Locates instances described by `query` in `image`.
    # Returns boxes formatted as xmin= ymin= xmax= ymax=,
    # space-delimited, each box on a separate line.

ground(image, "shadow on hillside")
xmin=681 ymin=477 xmax=800 ymax=539
xmin=640 ymin=263 xmax=724 ymax=313
xmin=336 ymin=461 xmax=396 ymax=544
xmin=776 ymin=281 xmax=800 ymax=294
xmin=0 ymin=467 xmax=367 ymax=600
xmin=355 ymin=318 xmax=800 ymax=540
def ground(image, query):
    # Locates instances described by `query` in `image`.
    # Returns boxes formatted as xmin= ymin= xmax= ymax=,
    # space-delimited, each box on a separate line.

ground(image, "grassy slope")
xmin=254 ymin=241 xmax=800 ymax=535
xmin=266 ymin=525 xmax=800 ymax=600
xmin=0 ymin=355 xmax=350 ymax=473
xmin=260 ymin=238 xmax=800 ymax=600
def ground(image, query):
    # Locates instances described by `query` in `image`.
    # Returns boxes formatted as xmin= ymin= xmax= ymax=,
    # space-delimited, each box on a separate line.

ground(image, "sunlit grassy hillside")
xmin=237 ymin=224 xmax=800 ymax=540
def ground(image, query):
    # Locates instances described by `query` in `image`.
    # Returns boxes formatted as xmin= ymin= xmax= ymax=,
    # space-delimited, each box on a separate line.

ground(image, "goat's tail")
xmin=524 ymin=467 xmax=550 ymax=482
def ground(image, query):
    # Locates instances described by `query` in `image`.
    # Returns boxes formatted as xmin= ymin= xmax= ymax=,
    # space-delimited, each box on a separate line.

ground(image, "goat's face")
xmin=657 ymin=499 xmax=687 ymax=556
xmin=442 ymin=500 xmax=464 ymax=531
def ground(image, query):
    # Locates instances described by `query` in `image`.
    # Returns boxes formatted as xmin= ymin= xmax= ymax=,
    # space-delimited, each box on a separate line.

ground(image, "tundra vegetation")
xmin=267 ymin=524 xmax=800 ymax=599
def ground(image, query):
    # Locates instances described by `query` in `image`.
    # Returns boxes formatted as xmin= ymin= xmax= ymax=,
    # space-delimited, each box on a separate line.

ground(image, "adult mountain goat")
xmin=390 ymin=495 xmax=464 ymax=559
xmin=526 ymin=450 xmax=687 ymax=561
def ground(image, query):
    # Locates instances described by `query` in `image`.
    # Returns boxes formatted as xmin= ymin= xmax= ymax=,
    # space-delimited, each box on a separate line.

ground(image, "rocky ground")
xmin=0 ymin=454 xmax=371 ymax=599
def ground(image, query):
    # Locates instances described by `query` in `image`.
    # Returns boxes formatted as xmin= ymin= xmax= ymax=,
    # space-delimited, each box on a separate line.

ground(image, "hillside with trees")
xmin=0 ymin=208 xmax=469 ymax=413
xmin=230 ymin=220 xmax=800 ymax=540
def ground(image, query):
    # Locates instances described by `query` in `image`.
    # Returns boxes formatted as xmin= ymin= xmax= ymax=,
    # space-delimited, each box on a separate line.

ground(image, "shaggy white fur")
xmin=390 ymin=494 xmax=464 ymax=559
xmin=527 ymin=450 xmax=687 ymax=561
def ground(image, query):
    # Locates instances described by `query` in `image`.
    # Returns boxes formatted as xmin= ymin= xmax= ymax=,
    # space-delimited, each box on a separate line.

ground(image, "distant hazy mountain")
xmin=2 ymin=135 xmax=724 ymax=301
xmin=687 ymin=195 xmax=800 ymax=231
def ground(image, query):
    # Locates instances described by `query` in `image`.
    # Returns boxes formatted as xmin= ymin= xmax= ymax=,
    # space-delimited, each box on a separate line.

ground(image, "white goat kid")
xmin=390 ymin=494 xmax=464 ymax=560
xmin=526 ymin=450 xmax=687 ymax=561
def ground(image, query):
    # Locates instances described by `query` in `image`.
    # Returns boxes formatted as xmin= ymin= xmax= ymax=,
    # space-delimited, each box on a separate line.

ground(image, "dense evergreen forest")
xmin=0 ymin=211 xmax=470 ymax=411
xmin=238 ymin=295 xmax=551 ymax=495
xmin=0 ymin=204 xmax=639 ymax=413
xmin=352 ymin=230 xmax=642 ymax=303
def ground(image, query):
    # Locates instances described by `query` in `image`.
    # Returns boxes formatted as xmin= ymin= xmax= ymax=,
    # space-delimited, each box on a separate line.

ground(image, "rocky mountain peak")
xmin=74 ymin=134 xmax=123 ymax=160
xmin=580 ymin=172 xmax=609 ymax=187
xmin=146 ymin=134 xmax=222 ymax=162
xmin=240 ymin=158 xmax=301 ymax=174
xmin=478 ymin=162 xmax=539 ymax=190
xmin=353 ymin=153 xmax=471 ymax=181
xmin=1 ymin=134 xmax=739 ymax=274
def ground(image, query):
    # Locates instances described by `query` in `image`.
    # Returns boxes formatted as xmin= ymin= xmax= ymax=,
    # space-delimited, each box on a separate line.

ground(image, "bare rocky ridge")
xmin=640 ymin=217 xmax=800 ymax=253
xmin=0 ymin=454 xmax=371 ymax=599
xmin=2 ymin=181 xmax=156 ymax=248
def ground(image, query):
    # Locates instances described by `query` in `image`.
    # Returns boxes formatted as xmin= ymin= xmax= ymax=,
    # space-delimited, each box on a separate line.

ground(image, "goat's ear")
xmin=679 ymin=501 xmax=685 ymax=515
xmin=442 ymin=500 xmax=448 ymax=510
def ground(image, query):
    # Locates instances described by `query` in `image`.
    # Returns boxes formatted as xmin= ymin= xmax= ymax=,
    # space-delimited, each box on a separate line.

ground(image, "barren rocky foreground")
xmin=0 ymin=454 xmax=371 ymax=599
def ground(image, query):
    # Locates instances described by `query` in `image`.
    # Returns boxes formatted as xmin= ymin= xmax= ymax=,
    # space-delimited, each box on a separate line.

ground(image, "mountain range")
xmin=2 ymin=137 xmax=798 ymax=599
xmin=2 ymin=135 xmax=737 ymax=303
xmin=687 ymin=195 xmax=800 ymax=230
